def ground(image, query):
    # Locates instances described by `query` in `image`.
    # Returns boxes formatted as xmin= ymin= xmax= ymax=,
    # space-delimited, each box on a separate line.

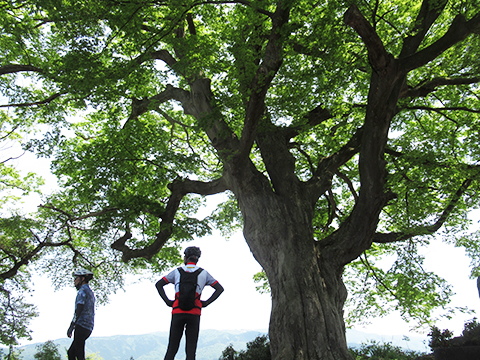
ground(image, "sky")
xmin=10 ymin=149 xmax=480 ymax=348
xmin=24 ymin=231 xmax=272 ymax=344
xmin=22 ymin=227 xmax=480 ymax=348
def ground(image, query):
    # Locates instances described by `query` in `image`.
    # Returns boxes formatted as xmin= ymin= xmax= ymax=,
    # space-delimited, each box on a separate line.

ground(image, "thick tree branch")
xmin=323 ymin=6 xmax=410 ymax=265
xmin=169 ymin=177 xmax=229 ymax=196
xmin=134 ymin=48 xmax=184 ymax=78
xmin=373 ymin=178 xmax=474 ymax=244
xmin=149 ymin=49 xmax=178 ymax=68
xmin=307 ymin=127 xmax=363 ymax=198
xmin=128 ymin=84 xmax=190 ymax=120
xmin=240 ymin=2 xmax=291 ymax=156
xmin=284 ymin=105 xmax=334 ymax=140
xmin=0 ymin=64 xmax=43 ymax=75
xmin=186 ymin=13 xmax=196 ymax=35
xmin=111 ymin=177 xmax=228 ymax=262
xmin=400 ymin=12 xmax=480 ymax=72
xmin=344 ymin=4 xmax=389 ymax=72
xmin=291 ymin=42 xmax=327 ymax=58
xmin=400 ymin=76 xmax=480 ymax=99
xmin=238 ymin=4 xmax=295 ymax=195
xmin=128 ymin=81 xmax=240 ymax=162
xmin=399 ymin=0 xmax=448 ymax=57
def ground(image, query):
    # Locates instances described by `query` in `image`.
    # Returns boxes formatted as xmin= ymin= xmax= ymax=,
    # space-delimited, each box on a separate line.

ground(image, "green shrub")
xmin=349 ymin=340 xmax=425 ymax=360
xmin=221 ymin=336 xmax=427 ymax=360
xmin=427 ymin=326 xmax=453 ymax=350
xmin=219 ymin=335 xmax=270 ymax=360
xmin=34 ymin=341 xmax=62 ymax=360
xmin=428 ymin=317 xmax=480 ymax=350
xmin=462 ymin=317 xmax=480 ymax=343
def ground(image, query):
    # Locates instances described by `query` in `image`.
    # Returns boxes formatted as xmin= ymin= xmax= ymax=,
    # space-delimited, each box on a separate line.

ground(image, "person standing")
xmin=477 ymin=276 xmax=480 ymax=298
xmin=156 ymin=246 xmax=224 ymax=360
xmin=67 ymin=269 xmax=95 ymax=360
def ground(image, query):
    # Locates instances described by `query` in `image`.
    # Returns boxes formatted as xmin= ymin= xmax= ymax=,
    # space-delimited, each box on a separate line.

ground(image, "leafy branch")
xmin=400 ymin=76 xmax=480 ymax=99
xmin=373 ymin=177 xmax=476 ymax=244
xmin=0 ymin=93 xmax=63 ymax=108
xmin=111 ymin=177 xmax=227 ymax=261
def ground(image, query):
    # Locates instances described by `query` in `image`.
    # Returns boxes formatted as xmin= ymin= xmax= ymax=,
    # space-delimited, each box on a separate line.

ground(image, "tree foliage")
xmin=1 ymin=0 xmax=480 ymax=357
xmin=220 ymin=335 xmax=271 ymax=360
xmin=0 ymin=111 xmax=42 ymax=346
xmin=0 ymin=347 xmax=22 ymax=360
xmin=349 ymin=341 xmax=425 ymax=360
xmin=33 ymin=341 xmax=62 ymax=360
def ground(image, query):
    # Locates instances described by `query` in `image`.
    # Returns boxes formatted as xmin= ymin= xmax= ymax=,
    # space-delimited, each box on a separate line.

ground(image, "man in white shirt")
xmin=156 ymin=246 xmax=224 ymax=360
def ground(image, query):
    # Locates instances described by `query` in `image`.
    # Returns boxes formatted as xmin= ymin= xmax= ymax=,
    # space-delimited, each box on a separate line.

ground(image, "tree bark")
xmin=268 ymin=257 xmax=350 ymax=360
xmin=237 ymin=191 xmax=352 ymax=360
xmin=267 ymin=243 xmax=350 ymax=360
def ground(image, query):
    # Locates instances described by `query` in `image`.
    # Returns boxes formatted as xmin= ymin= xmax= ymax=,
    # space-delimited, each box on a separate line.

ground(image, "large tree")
xmin=1 ymin=0 xmax=480 ymax=359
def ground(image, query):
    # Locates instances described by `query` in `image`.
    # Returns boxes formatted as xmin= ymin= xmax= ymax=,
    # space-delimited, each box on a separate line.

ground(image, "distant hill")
xmin=346 ymin=329 xmax=428 ymax=353
xmin=17 ymin=329 xmax=267 ymax=360
xmin=15 ymin=328 xmax=428 ymax=360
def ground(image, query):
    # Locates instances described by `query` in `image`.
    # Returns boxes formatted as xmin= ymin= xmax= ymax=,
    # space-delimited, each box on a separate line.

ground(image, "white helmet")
xmin=73 ymin=268 xmax=94 ymax=278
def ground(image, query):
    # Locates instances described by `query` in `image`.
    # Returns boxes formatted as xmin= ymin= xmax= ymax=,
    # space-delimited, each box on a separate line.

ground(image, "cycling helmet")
xmin=184 ymin=246 xmax=201 ymax=259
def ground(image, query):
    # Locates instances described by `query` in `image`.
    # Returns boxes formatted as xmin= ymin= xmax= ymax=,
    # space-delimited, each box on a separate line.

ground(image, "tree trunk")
xmin=267 ymin=243 xmax=351 ymax=360
xmin=225 ymin=33 xmax=404 ymax=358
xmin=238 ymin=192 xmax=353 ymax=360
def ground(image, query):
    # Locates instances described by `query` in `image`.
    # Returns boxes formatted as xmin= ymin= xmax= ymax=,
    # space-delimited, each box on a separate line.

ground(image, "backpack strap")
xmin=191 ymin=268 xmax=203 ymax=304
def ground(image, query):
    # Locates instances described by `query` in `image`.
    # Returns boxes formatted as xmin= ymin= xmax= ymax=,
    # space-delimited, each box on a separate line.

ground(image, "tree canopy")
xmin=1 ymin=0 xmax=480 ymax=358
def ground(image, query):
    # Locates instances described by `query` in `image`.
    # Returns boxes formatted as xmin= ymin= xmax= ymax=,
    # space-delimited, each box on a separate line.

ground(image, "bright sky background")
xmin=12 ymin=150 xmax=480 ymax=347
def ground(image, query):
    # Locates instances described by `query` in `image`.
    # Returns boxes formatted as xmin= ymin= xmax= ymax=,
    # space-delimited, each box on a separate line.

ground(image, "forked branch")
xmin=111 ymin=177 xmax=228 ymax=261
xmin=344 ymin=4 xmax=390 ymax=71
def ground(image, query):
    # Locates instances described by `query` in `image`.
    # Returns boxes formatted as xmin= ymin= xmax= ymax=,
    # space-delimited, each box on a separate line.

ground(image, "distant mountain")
xmin=15 ymin=328 xmax=429 ymax=360
xmin=17 ymin=329 xmax=267 ymax=360
xmin=346 ymin=329 xmax=429 ymax=353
